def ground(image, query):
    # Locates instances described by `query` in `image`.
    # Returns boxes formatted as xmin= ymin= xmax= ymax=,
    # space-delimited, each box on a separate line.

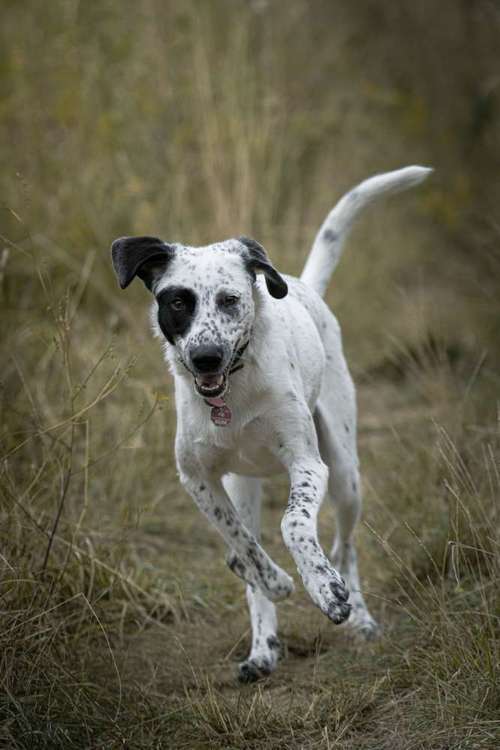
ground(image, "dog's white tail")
xmin=300 ymin=166 xmax=432 ymax=298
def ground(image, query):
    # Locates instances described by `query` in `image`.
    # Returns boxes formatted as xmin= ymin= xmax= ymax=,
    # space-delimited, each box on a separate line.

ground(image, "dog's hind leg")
xmin=314 ymin=401 xmax=379 ymax=639
xmin=223 ymin=474 xmax=281 ymax=682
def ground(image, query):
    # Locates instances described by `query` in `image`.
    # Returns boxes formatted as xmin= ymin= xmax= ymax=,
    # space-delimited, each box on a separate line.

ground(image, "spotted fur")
xmin=111 ymin=166 xmax=432 ymax=681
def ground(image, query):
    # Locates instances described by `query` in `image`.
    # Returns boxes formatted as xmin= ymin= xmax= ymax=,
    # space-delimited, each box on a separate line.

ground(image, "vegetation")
xmin=1 ymin=1 xmax=499 ymax=747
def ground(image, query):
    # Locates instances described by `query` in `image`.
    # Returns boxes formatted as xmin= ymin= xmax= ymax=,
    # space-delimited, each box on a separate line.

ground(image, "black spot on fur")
xmin=267 ymin=635 xmax=281 ymax=651
xmin=329 ymin=581 xmax=349 ymax=601
xmin=322 ymin=228 xmax=338 ymax=243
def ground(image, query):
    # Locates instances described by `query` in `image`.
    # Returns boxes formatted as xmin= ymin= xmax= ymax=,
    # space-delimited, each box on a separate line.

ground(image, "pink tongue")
xmin=206 ymin=396 xmax=226 ymax=407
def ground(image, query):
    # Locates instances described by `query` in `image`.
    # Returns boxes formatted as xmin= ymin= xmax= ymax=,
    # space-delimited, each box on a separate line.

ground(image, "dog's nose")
xmin=191 ymin=344 xmax=224 ymax=373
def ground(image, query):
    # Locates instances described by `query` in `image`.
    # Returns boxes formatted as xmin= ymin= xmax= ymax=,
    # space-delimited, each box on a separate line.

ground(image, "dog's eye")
xmin=221 ymin=295 xmax=239 ymax=307
xmin=170 ymin=298 xmax=186 ymax=312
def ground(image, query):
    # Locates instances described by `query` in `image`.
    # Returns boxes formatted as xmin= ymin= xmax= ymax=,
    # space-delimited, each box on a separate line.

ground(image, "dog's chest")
xmin=224 ymin=429 xmax=284 ymax=477
xmin=188 ymin=416 xmax=284 ymax=478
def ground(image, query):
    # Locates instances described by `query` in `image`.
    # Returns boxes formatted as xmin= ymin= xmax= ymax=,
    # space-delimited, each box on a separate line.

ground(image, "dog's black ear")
xmin=111 ymin=236 xmax=175 ymax=290
xmin=239 ymin=236 xmax=288 ymax=299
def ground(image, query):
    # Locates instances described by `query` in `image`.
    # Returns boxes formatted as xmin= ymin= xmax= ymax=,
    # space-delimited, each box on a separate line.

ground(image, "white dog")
xmin=111 ymin=165 xmax=431 ymax=681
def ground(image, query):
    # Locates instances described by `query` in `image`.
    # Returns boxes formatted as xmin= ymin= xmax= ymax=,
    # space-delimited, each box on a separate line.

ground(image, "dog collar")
xmin=229 ymin=339 xmax=249 ymax=374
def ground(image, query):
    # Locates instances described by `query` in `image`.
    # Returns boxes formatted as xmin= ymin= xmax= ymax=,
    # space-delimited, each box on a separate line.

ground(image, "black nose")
xmin=191 ymin=344 xmax=224 ymax=373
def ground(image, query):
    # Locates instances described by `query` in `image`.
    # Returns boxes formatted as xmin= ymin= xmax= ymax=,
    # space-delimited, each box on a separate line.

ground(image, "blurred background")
xmin=1 ymin=1 xmax=499 ymax=747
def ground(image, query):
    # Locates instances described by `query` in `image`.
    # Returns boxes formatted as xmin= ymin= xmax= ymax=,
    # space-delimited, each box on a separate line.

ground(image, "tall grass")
xmin=1 ymin=0 xmax=499 ymax=747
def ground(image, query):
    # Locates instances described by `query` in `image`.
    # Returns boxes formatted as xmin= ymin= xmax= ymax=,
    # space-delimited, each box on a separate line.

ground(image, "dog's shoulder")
xmin=258 ymin=274 xmax=339 ymax=346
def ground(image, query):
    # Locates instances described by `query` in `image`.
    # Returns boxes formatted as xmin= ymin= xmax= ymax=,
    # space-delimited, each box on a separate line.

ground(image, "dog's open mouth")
xmin=194 ymin=373 xmax=228 ymax=399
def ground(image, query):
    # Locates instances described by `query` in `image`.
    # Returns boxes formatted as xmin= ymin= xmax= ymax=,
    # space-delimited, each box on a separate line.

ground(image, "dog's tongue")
xmin=205 ymin=396 xmax=226 ymax=407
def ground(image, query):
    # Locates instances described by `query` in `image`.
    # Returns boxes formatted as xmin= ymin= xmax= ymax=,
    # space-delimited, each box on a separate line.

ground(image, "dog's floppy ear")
xmin=111 ymin=236 xmax=175 ymax=290
xmin=239 ymin=236 xmax=288 ymax=299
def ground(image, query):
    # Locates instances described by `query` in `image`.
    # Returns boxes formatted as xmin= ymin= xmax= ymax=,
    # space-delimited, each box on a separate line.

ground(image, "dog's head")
xmin=111 ymin=236 xmax=287 ymax=399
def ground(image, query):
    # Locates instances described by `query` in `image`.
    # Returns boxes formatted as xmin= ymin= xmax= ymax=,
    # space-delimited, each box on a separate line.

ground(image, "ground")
xmin=31 ymin=376 xmax=493 ymax=749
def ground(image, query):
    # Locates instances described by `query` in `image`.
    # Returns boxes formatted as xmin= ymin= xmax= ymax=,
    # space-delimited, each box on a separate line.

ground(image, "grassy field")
xmin=1 ymin=1 xmax=499 ymax=748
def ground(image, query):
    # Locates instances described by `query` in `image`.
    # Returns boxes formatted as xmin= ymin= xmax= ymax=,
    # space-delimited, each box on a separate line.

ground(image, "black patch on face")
xmin=157 ymin=286 xmax=197 ymax=344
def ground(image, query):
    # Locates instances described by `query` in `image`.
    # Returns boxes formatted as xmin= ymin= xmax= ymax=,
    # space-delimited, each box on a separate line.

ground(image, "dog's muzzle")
xmin=188 ymin=340 xmax=249 ymax=400
xmin=190 ymin=344 xmax=228 ymax=398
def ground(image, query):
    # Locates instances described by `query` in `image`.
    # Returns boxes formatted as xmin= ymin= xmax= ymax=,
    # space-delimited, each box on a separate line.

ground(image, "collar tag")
xmin=205 ymin=396 xmax=232 ymax=426
xmin=210 ymin=403 xmax=232 ymax=426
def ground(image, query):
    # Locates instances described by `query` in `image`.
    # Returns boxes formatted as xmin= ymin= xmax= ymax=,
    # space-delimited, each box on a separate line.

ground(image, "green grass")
xmin=1 ymin=1 xmax=499 ymax=747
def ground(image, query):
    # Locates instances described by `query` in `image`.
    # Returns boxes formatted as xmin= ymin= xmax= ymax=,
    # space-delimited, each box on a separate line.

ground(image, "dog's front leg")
xmin=281 ymin=459 xmax=351 ymax=623
xmin=177 ymin=463 xmax=294 ymax=602
xmin=270 ymin=412 xmax=352 ymax=624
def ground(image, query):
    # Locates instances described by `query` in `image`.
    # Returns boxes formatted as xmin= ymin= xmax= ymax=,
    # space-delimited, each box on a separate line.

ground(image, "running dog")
xmin=111 ymin=165 xmax=431 ymax=681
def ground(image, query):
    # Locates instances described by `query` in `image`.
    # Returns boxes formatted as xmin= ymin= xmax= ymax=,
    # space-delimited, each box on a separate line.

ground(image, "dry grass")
xmin=1 ymin=1 xmax=499 ymax=748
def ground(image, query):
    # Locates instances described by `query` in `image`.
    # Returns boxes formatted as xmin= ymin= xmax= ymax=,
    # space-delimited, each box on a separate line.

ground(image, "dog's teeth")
xmin=195 ymin=374 xmax=225 ymax=394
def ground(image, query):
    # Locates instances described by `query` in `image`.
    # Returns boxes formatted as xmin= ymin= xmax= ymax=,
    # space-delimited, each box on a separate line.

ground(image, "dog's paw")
xmin=238 ymin=635 xmax=282 ymax=683
xmin=347 ymin=609 xmax=381 ymax=641
xmin=238 ymin=657 xmax=272 ymax=683
xmin=303 ymin=563 xmax=351 ymax=624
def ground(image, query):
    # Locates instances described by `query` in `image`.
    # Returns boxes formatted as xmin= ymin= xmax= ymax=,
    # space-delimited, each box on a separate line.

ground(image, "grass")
xmin=1 ymin=1 xmax=499 ymax=747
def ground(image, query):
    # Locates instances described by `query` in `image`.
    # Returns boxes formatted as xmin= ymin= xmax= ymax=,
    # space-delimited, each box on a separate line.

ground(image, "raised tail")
xmin=300 ymin=165 xmax=432 ymax=298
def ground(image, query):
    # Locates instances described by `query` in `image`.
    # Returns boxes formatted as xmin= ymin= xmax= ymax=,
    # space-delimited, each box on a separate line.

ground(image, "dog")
xmin=111 ymin=165 xmax=431 ymax=682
